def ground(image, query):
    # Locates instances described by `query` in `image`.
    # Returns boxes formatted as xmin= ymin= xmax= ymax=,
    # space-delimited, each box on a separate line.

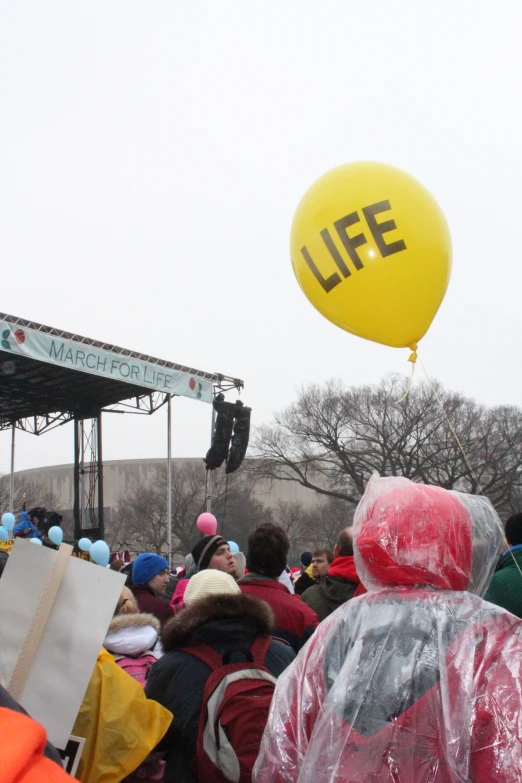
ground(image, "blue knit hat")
xmin=132 ymin=553 xmax=169 ymax=585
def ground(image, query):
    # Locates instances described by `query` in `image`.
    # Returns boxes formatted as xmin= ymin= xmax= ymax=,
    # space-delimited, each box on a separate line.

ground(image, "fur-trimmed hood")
xmin=108 ymin=612 xmax=161 ymax=635
xmin=104 ymin=611 xmax=162 ymax=657
xmin=162 ymin=592 xmax=275 ymax=651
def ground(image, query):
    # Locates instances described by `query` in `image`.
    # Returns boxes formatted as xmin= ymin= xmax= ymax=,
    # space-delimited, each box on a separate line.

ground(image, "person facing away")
xmin=301 ymin=528 xmax=361 ymax=621
xmin=484 ymin=511 xmax=522 ymax=618
xmin=239 ymin=523 xmax=318 ymax=653
xmin=254 ymin=475 xmax=522 ymax=783
xmin=293 ymin=552 xmax=313 ymax=595
xmin=145 ymin=569 xmax=295 ymax=783
xmin=170 ymin=535 xmax=237 ymax=611
xmin=103 ymin=586 xmax=162 ymax=685
xmin=130 ymin=553 xmax=174 ymax=626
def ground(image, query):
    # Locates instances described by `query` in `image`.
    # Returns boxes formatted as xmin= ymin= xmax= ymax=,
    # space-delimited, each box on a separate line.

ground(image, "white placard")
xmin=0 ymin=540 xmax=126 ymax=747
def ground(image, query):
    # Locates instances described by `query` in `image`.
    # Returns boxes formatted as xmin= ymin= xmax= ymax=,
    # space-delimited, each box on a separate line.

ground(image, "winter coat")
xmin=131 ymin=584 xmax=174 ymax=626
xmin=103 ymin=611 xmax=162 ymax=658
xmin=484 ymin=546 xmax=522 ymax=618
xmin=254 ymin=475 xmax=522 ymax=783
xmin=13 ymin=512 xmax=40 ymax=539
xmin=300 ymin=556 xmax=360 ymax=621
xmin=239 ymin=573 xmax=318 ymax=652
xmin=0 ymin=707 xmax=72 ymax=782
xmin=0 ymin=683 xmax=63 ymax=769
xmin=294 ymin=565 xmax=316 ymax=596
xmin=145 ymin=592 xmax=296 ymax=783
xmin=170 ymin=577 xmax=189 ymax=611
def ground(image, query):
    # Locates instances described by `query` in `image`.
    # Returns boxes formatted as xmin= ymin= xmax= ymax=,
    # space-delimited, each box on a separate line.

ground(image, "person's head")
xmin=114 ymin=585 xmax=139 ymax=615
xmin=0 ymin=551 xmax=8 ymax=579
xmin=232 ymin=551 xmax=246 ymax=579
xmin=335 ymin=527 xmax=354 ymax=558
xmin=110 ymin=559 xmax=125 ymax=572
xmin=247 ymin=523 xmax=289 ymax=578
xmin=311 ymin=549 xmax=334 ymax=579
xmin=191 ymin=535 xmax=236 ymax=576
xmin=184 ymin=569 xmax=241 ymax=605
xmin=29 ymin=507 xmax=46 ymax=527
xmin=300 ymin=552 xmax=312 ymax=574
xmin=505 ymin=513 xmax=522 ymax=547
xmin=131 ymin=553 xmax=170 ymax=595
xmin=354 ymin=475 xmax=504 ymax=596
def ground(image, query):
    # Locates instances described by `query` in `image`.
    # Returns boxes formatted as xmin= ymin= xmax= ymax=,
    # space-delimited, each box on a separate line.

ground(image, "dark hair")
xmin=505 ymin=513 xmax=522 ymax=547
xmin=0 ymin=551 xmax=9 ymax=579
xmin=312 ymin=549 xmax=334 ymax=564
xmin=336 ymin=527 xmax=354 ymax=557
xmin=246 ymin=523 xmax=289 ymax=578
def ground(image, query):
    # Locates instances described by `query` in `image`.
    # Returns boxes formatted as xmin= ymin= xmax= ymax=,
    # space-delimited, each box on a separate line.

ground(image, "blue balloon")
xmin=30 ymin=538 xmax=43 ymax=545
xmin=1 ymin=513 xmax=15 ymax=532
xmin=90 ymin=539 xmax=110 ymax=567
xmin=227 ymin=540 xmax=240 ymax=554
xmin=48 ymin=526 xmax=63 ymax=546
xmin=0 ymin=527 xmax=8 ymax=541
xmin=78 ymin=537 xmax=92 ymax=553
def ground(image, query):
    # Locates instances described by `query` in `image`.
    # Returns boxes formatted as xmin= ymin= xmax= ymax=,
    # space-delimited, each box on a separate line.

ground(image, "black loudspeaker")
xmin=204 ymin=393 xmax=236 ymax=470
xmin=226 ymin=400 xmax=251 ymax=475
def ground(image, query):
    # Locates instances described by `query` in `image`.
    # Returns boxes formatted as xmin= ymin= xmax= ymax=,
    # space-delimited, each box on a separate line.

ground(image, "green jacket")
xmin=484 ymin=548 xmax=522 ymax=619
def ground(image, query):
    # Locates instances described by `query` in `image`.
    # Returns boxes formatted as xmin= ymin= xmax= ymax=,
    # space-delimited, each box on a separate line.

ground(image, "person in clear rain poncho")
xmin=254 ymin=475 xmax=522 ymax=783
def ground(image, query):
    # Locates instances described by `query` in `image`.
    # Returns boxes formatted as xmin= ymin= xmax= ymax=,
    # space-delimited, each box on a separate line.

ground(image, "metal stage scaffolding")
xmin=0 ymin=312 xmax=243 ymax=561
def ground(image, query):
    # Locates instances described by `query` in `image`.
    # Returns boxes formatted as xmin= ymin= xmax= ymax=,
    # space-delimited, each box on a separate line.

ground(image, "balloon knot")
xmin=408 ymin=343 xmax=418 ymax=364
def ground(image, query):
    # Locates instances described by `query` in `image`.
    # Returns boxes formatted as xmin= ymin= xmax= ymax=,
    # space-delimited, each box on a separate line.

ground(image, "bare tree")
xmin=251 ymin=375 xmax=522 ymax=516
xmin=0 ymin=474 xmax=62 ymax=517
xmin=109 ymin=461 xmax=273 ymax=556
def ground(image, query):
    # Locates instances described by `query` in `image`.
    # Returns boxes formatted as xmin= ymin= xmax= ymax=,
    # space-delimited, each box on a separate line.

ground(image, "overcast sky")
xmin=1 ymin=1 xmax=521 ymax=475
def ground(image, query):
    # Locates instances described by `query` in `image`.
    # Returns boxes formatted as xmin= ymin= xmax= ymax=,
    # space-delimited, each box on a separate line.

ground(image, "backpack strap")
xmin=178 ymin=644 xmax=223 ymax=670
xmin=250 ymin=634 xmax=272 ymax=664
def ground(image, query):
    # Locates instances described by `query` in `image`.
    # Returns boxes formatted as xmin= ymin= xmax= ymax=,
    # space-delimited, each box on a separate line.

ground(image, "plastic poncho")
xmin=254 ymin=475 xmax=522 ymax=783
xmin=72 ymin=649 xmax=172 ymax=783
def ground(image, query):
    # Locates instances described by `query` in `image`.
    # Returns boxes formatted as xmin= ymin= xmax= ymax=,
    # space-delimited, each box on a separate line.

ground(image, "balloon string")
xmin=396 ymin=361 xmax=416 ymax=403
xmin=420 ymin=358 xmax=522 ymax=581
xmin=418 ymin=357 xmax=484 ymax=494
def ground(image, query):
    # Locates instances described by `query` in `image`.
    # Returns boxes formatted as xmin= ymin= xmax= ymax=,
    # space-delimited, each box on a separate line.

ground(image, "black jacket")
xmin=294 ymin=571 xmax=316 ymax=596
xmin=301 ymin=575 xmax=358 ymax=621
xmin=145 ymin=592 xmax=295 ymax=783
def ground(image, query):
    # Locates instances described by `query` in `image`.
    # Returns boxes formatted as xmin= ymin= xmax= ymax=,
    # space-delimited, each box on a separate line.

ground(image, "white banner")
xmin=0 ymin=320 xmax=213 ymax=403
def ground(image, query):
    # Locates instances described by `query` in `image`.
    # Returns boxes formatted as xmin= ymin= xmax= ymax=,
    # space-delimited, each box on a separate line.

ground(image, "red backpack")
xmin=181 ymin=635 xmax=277 ymax=783
xmin=114 ymin=653 xmax=158 ymax=687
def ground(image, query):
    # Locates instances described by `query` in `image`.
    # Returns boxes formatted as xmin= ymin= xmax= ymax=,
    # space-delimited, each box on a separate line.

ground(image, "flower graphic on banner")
xmin=1 ymin=328 xmax=25 ymax=350
xmin=189 ymin=377 xmax=196 ymax=391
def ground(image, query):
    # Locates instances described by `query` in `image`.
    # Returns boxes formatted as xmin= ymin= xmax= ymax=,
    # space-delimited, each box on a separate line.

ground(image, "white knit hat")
xmin=184 ymin=569 xmax=240 ymax=605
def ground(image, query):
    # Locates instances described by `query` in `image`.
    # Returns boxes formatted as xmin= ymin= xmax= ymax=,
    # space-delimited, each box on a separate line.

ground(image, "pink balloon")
xmin=197 ymin=512 xmax=218 ymax=535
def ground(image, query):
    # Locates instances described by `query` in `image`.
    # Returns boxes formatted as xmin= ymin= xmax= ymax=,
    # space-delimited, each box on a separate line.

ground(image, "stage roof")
xmin=0 ymin=312 xmax=243 ymax=431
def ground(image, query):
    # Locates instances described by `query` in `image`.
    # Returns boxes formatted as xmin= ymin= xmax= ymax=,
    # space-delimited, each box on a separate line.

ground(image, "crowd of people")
xmin=3 ymin=476 xmax=522 ymax=782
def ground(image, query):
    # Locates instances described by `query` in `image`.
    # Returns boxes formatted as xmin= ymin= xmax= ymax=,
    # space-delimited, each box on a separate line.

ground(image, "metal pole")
xmin=206 ymin=390 xmax=217 ymax=512
xmin=73 ymin=419 xmax=81 ymax=539
xmin=9 ymin=423 xmax=15 ymax=513
xmin=167 ymin=394 xmax=172 ymax=569
xmin=97 ymin=412 xmax=104 ymax=540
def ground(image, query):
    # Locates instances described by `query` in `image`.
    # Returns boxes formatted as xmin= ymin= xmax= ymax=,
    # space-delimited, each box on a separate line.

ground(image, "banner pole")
xmin=167 ymin=394 xmax=172 ymax=569
xmin=9 ymin=423 xmax=16 ymax=514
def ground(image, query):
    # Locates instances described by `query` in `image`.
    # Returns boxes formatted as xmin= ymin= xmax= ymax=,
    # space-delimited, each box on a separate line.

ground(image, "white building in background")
xmin=14 ymin=457 xmax=320 ymax=518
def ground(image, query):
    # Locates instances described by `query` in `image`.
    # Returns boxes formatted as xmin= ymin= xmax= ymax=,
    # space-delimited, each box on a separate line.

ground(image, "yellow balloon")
xmin=291 ymin=162 xmax=452 ymax=350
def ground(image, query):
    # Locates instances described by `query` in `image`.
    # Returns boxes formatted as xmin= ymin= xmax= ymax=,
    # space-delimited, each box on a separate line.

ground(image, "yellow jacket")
xmin=72 ymin=649 xmax=172 ymax=783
